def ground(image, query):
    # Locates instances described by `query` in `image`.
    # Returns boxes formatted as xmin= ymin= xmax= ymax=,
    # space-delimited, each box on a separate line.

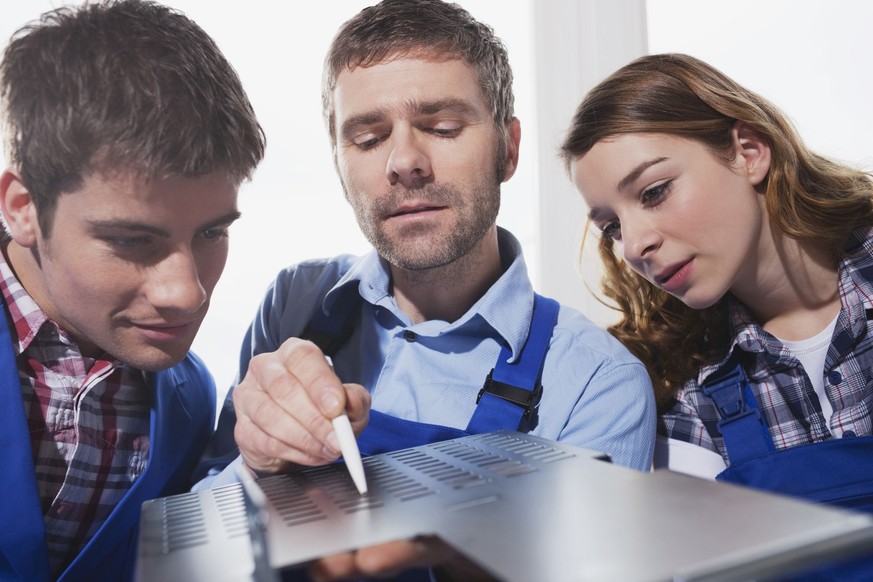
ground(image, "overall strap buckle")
xmin=477 ymin=369 xmax=542 ymax=418
xmin=703 ymin=364 xmax=752 ymax=420
xmin=702 ymin=359 xmax=775 ymax=464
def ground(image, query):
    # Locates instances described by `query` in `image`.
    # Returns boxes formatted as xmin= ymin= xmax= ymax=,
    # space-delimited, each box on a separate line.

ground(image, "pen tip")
xmin=353 ymin=475 xmax=368 ymax=495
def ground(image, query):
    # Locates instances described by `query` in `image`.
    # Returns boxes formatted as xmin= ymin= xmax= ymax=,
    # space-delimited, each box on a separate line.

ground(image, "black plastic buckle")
xmin=702 ymin=365 xmax=748 ymax=419
xmin=476 ymin=369 xmax=542 ymax=417
xmin=702 ymin=362 xmax=765 ymax=429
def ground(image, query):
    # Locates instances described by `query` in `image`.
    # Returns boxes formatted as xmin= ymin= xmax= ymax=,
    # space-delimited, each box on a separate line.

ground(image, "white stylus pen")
xmin=325 ymin=357 xmax=368 ymax=494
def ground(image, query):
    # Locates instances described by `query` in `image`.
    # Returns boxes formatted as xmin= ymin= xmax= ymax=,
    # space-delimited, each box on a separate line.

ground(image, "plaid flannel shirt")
xmin=0 ymin=251 xmax=151 ymax=576
xmin=660 ymin=226 xmax=873 ymax=463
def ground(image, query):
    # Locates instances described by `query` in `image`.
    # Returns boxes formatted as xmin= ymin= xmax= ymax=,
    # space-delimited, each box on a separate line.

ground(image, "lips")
xmin=134 ymin=321 xmax=196 ymax=342
xmin=655 ymin=259 xmax=693 ymax=293
xmin=655 ymin=264 xmax=682 ymax=286
xmin=138 ymin=323 xmax=191 ymax=330
xmin=387 ymin=204 xmax=444 ymax=218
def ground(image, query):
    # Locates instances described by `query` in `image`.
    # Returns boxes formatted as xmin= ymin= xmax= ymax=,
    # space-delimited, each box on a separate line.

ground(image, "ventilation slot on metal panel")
xmin=258 ymin=475 xmax=327 ymax=526
xmin=213 ymin=485 xmax=250 ymax=538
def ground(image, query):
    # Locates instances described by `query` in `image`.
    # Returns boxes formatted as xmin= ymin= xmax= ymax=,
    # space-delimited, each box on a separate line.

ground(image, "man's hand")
xmin=308 ymin=537 xmax=497 ymax=581
xmin=232 ymin=338 xmax=370 ymax=474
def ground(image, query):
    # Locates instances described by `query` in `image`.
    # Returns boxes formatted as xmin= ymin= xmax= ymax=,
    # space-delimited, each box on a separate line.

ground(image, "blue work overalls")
xmin=286 ymin=293 xmax=559 ymax=582
xmin=704 ymin=359 xmax=873 ymax=580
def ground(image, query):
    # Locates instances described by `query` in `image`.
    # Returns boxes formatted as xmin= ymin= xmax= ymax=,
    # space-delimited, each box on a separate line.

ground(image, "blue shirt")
xmin=204 ymin=228 xmax=655 ymax=479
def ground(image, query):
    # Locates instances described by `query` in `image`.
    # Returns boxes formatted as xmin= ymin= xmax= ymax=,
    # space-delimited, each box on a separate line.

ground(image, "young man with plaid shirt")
xmin=0 ymin=2 xmax=264 ymax=580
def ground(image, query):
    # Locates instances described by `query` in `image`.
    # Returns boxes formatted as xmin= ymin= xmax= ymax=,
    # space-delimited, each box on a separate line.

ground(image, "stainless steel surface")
xmin=136 ymin=431 xmax=873 ymax=581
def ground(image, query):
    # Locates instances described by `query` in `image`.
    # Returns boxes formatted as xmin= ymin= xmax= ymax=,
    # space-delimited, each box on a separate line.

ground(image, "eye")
xmin=104 ymin=235 xmax=151 ymax=249
xmin=428 ymin=120 xmax=462 ymax=138
xmin=201 ymin=227 xmax=230 ymax=241
xmin=599 ymin=220 xmax=621 ymax=242
xmin=351 ymin=130 xmax=387 ymax=151
xmin=99 ymin=235 xmax=160 ymax=263
xmin=641 ymin=180 xmax=672 ymax=205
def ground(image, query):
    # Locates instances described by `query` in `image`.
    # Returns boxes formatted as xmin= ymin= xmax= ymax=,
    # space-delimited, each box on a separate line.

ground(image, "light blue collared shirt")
xmin=197 ymin=228 xmax=655 ymax=488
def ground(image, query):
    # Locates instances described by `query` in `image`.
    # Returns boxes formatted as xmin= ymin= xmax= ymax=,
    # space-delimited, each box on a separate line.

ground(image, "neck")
xmin=391 ymin=228 xmax=502 ymax=324
xmin=5 ymin=239 xmax=102 ymax=357
xmin=733 ymin=231 xmax=840 ymax=341
xmin=6 ymin=239 xmax=44 ymax=301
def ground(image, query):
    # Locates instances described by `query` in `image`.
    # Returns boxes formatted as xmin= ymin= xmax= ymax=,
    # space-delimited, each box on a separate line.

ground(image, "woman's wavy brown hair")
xmin=560 ymin=53 xmax=873 ymax=409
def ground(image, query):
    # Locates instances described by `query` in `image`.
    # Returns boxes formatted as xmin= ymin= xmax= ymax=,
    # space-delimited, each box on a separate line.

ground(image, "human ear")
xmin=500 ymin=117 xmax=522 ymax=182
xmin=0 ymin=168 xmax=40 ymax=247
xmin=732 ymin=122 xmax=771 ymax=187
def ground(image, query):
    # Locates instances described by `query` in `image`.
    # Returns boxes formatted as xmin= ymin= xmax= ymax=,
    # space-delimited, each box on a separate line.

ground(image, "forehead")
xmin=54 ymin=169 xmax=238 ymax=226
xmin=333 ymin=56 xmax=488 ymax=122
xmin=572 ymin=134 xmax=686 ymax=208
xmin=574 ymin=134 xmax=699 ymax=179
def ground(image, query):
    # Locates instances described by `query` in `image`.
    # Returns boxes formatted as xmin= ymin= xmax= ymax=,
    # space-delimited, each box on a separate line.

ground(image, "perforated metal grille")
xmin=469 ymin=431 xmax=578 ymax=463
xmin=361 ymin=457 xmax=436 ymax=500
xmin=156 ymin=494 xmax=208 ymax=553
xmin=214 ymin=484 xmax=250 ymax=538
xmin=385 ymin=448 xmax=489 ymax=488
xmin=257 ymin=476 xmax=327 ymax=525
xmin=138 ymin=431 xmax=578 ymax=559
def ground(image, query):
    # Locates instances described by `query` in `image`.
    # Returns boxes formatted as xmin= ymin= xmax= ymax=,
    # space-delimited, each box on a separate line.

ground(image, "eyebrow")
xmin=586 ymin=157 xmax=670 ymax=223
xmin=587 ymin=206 xmax=609 ymax=223
xmin=416 ymin=98 xmax=477 ymax=117
xmin=88 ymin=211 xmax=242 ymax=236
xmin=616 ymin=157 xmax=668 ymax=192
xmin=339 ymin=98 xmax=479 ymax=140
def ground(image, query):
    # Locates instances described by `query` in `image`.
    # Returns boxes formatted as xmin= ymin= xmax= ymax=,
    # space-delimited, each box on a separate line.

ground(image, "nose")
xmin=385 ymin=126 xmax=432 ymax=188
xmin=147 ymin=249 xmax=208 ymax=315
xmin=620 ymin=215 xmax=661 ymax=265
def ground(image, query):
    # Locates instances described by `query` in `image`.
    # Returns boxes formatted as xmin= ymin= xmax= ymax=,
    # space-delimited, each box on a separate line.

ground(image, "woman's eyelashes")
xmin=641 ymin=180 xmax=672 ymax=206
xmin=602 ymin=221 xmax=621 ymax=241
xmin=596 ymin=180 xmax=674 ymax=241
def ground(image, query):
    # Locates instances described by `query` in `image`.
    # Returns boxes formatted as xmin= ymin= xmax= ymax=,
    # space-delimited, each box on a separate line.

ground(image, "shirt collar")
xmin=322 ymin=227 xmax=536 ymax=361
xmin=0 ymin=244 xmax=55 ymax=354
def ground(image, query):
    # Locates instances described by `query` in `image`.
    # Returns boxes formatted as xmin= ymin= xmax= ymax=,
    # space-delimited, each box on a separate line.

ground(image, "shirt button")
xmin=843 ymin=430 xmax=856 ymax=438
xmin=403 ymin=330 xmax=417 ymax=342
xmin=52 ymin=502 xmax=71 ymax=517
xmin=827 ymin=371 xmax=842 ymax=385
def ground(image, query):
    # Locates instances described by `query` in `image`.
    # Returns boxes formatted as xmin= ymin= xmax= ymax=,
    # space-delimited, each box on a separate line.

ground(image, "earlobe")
xmin=501 ymin=118 xmax=522 ymax=182
xmin=733 ymin=122 xmax=771 ymax=187
xmin=0 ymin=168 xmax=40 ymax=247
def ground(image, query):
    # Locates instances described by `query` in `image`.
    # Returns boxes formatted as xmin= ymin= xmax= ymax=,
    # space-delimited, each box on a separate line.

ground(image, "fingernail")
xmin=321 ymin=392 xmax=340 ymax=414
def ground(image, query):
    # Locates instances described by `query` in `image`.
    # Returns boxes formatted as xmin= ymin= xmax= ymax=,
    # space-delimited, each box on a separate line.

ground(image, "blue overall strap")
xmin=300 ymin=285 xmax=362 ymax=357
xmin=357 ymin=410 xmax=470 ymax=456
xmin=466 ymin=294 xmax=560 ymax=434
xmin=702 ymin=357 xmax=775 ymax=465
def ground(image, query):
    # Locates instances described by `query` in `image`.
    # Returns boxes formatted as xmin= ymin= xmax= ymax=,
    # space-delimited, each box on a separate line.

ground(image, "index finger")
xmin=276 ymin=338 xmax=347 ymax=417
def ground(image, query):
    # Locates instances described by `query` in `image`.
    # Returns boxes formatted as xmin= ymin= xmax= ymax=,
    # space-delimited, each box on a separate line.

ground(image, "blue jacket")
xmin=0 ymin=312 xmax=216 ymax=582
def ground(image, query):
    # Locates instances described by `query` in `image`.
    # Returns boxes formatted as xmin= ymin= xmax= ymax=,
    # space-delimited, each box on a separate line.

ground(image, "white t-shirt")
xmin=775 ymin=313 xmax=839 ymax=422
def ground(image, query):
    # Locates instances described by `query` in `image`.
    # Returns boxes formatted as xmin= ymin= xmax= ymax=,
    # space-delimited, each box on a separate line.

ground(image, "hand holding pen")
xmin=232 ymin=337 xmax=371 ymax=477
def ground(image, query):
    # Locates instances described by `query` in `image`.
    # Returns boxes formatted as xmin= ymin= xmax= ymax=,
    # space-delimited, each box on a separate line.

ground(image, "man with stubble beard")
xmin=197 ymin=1 xmax=655 ymax=579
